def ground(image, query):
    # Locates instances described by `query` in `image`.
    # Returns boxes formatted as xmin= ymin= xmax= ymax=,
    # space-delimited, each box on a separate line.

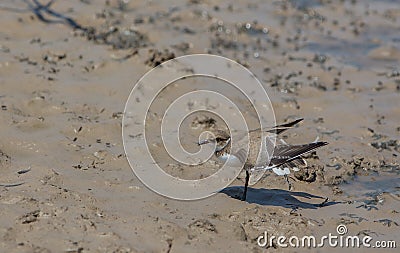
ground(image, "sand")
xmin=0 ymin=0 xmax=399 ymax=252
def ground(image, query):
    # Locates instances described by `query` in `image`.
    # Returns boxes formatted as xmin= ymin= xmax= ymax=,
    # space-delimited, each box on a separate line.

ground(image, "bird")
xmin=198 ymin=118 xmax=328 ymax=201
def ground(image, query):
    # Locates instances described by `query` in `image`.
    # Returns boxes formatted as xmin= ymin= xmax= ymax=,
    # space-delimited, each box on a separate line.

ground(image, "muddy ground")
xmin=0 ymin=0 xmax=399 ymax=252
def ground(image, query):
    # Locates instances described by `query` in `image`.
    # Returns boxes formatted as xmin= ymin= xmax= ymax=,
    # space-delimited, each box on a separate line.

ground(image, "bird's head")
xmin=197 ymin=130 xmax=231 ymax=152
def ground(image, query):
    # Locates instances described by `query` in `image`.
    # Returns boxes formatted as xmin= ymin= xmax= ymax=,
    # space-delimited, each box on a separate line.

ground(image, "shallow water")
xmin=342 ymin=173 xmax=400 ymax=201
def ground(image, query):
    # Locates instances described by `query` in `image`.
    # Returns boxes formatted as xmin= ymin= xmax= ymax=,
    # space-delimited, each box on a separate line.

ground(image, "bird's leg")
xmin=242 ymin=170 xmax=250 ymax=201
xmin=284 ymin=175 xmax=292 ymax=191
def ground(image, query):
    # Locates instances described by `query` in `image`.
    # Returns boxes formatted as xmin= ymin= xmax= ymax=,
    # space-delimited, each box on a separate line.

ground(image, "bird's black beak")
xmin=197 ymin=139 xmax=210 ymax=146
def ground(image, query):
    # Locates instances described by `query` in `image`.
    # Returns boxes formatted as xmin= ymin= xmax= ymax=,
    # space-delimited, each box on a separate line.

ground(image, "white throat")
xmin=217 ymin=153 xmax=242 ymax=167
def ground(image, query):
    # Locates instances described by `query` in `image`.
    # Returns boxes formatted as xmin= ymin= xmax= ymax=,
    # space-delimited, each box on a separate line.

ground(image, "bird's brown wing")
xmin=270 ymin=141 xmax=328 ymax=168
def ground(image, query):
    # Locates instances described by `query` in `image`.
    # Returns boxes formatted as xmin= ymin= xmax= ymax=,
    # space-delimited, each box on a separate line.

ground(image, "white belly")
xmin=272 ymin=167 xmax=291 ymax=175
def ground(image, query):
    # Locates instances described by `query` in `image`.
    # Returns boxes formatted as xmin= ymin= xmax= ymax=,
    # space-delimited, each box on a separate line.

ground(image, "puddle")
xmin=304 ymin=27 xmax=400 ymax=70
xmin=289 ymin=0 xmax=323 ymax=10
xmin=303 ymin=0 xmax=400 ymax=69
xmin=304 ymin=39 xmax=382 ymax=69
xmin=341 ymin=173 xmax=400 ymax=206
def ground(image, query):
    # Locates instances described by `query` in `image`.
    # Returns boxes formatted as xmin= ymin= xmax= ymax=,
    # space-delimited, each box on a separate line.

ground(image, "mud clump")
xmin=371 ymin=139 xmax=399 ymax=152
xmin=20 ymin=210 xmax=40 ymax=224
xmin=85 ymin=26 xmax=149 ymax=50
xmin=0 ymin=150 xmax=11 ymax=168
xmin=191 ymin=116 xmax=217 ymax=129
xmin=188 ymin=219 xmax=217 ymax=233
xmin=294 ymin=167 xmax=317 ymax=182
xmin=145 ymin=49 xmax=176 ymax=67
